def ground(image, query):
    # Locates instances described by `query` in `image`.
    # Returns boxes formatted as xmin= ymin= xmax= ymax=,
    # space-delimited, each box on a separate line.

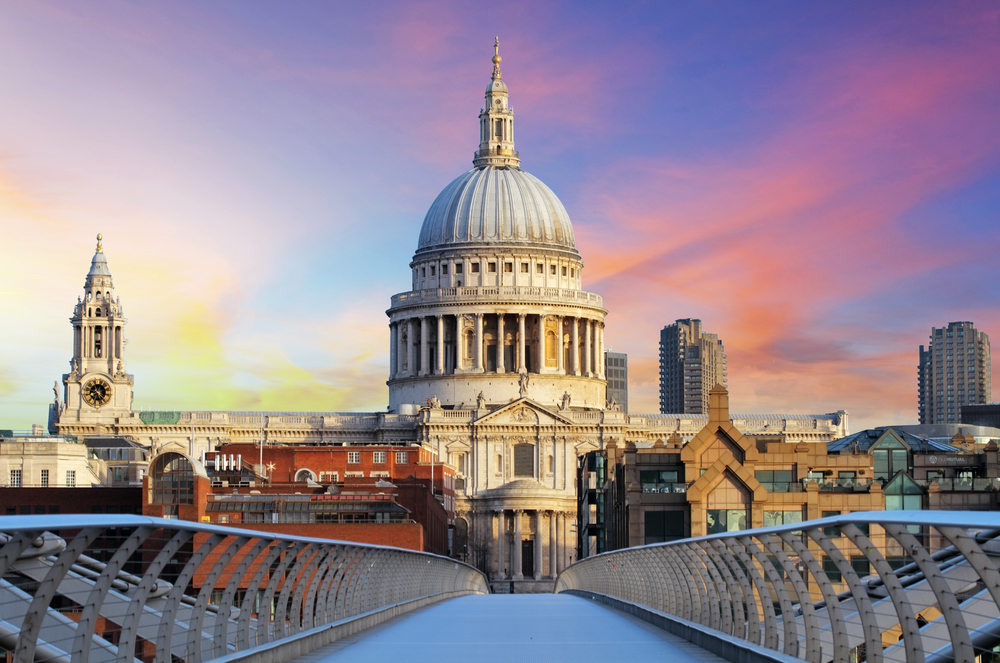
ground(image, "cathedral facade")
xmin=52 ymin=44 xmax=849 ymax=591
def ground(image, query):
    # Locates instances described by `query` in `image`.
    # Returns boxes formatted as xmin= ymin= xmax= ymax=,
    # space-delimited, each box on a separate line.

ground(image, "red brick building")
xmin=142 ymin=445 xmax=454 ymax=556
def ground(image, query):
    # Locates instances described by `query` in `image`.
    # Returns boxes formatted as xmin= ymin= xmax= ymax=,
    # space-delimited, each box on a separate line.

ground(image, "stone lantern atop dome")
xmin=474 ymin=38 xmax=520 ymax=169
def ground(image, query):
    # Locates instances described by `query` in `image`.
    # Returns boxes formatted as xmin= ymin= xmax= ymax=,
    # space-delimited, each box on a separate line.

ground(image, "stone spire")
xmin=474 ymin=38 xmax=520 ymax=168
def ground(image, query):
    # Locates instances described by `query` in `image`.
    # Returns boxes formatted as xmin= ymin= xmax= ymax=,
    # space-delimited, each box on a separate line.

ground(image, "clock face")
xmin=83 ymin=378 xmax=112 ymax=408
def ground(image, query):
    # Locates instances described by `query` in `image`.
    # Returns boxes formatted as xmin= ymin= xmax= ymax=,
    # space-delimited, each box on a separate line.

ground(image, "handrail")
xmin=0 ymin=515 xmax=487 ymax=663
xmin=557 ymin=511 xmax=1000 ymax=663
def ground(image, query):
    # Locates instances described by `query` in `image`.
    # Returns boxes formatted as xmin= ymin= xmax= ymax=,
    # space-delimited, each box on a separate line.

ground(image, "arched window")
xmin=294 ymin=468 xmax=317 ymax=483
xmin=150 ymin=452 xmax=195 ymax=517
xmin=96 ymin=308 xmax=102 ymax=317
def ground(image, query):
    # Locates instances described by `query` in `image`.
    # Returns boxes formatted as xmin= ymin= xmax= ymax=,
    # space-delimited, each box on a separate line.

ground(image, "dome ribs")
xmin=415 ymin=167 xmax=578 ymax=255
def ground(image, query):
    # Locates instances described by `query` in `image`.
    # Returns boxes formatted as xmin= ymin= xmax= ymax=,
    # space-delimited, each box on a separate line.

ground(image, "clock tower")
xmin=54 ymin=234 xmax=134 ymax=434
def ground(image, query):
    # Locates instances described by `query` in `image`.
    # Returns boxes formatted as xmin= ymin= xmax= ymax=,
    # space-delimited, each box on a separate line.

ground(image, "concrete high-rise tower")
xmin=918 ymin=321 xmax=991 ymax=424
xmin=659 ymin=319 xmax=727 ymax=414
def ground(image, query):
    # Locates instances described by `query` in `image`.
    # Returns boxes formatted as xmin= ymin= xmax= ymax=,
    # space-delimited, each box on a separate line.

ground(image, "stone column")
xmin=584 ymin=318 xmax=592 ymax=377
xmin=536 ymin=316 xmax=544 ymax=373
xmin=517 ymin=313 xmax=526 ymax=372
xmin=556 ymin=511 xmax=564 ymax=573
xmin=436 ymin=315 xmax=445 ymax=375
xmin=495 ymin=510 xmax=504 ymax=579
xmin=572 ymin=318 xmax=580 ymax=376
xmin=556 ymin=317 xmax=563 ymax=374
xmin=389 ymin=322 xmax=397 ymax=379
xmin=419 ymin=317 xmax=429 ymax=376
xmin=406 ymin=319 xmax=415 ymax=377
xmin=497 ymin=313 xmax=505 ymax=373
xmin=475 ymin=314 xmax=484 ymax=373
xmin=597 ymin=323 xmax=604 ymax=379
xmin=513 ymin=509 xmax=523 ymax=580
xmin=549 ymin=510 xmax=557 ymax=578
xmin=534 ymin=511 xmax=543 ymax=580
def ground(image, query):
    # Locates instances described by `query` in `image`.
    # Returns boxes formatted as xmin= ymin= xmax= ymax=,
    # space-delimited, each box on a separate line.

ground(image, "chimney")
xmin=708 ymin=384 xmax=729 ymax=425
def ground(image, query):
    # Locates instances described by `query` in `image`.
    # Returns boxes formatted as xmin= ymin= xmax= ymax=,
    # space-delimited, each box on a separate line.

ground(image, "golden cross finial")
xmin=492 ymin=37 xmax=502 ymax=77
xmin=96 ymin=233 xmax=103 ymax=252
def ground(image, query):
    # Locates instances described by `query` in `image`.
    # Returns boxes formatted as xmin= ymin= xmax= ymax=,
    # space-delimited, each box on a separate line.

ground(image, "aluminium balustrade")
xmin=0 ymin=514 xmax=487 ymax=663
xmin=557 ymin=511 xmax=1000 ymax=663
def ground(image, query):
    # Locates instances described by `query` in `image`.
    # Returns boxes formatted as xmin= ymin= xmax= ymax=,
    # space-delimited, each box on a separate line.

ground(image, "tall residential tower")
xmin=919 ymin=321 xmax=991 ymax=424
xmin=659 ymin=319 xmax=727 ymax=414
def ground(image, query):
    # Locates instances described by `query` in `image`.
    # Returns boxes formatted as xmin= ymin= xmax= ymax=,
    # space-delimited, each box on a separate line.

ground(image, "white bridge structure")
xmin=3 ymin=512 xmax=1000 ymax=663
xmin=558 ymin=512 xmax=1000 ymax=663
xmin=0 ymin=516 xmax=486 ymax=663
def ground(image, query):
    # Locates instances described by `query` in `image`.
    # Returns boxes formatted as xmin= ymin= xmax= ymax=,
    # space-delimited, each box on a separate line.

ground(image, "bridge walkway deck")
xmin=292 ymin=593 xmax=727 ymax=663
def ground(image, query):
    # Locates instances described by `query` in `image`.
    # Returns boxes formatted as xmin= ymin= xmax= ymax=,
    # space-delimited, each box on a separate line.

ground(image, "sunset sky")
xmin=2 ymin=2 xmax=999 ymax=432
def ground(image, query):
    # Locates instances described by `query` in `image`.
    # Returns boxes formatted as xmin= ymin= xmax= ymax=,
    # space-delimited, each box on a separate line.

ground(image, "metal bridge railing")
xmin=556 ymin=511 xmax=1000 ymax=663
xmin=0 ymin=515 xmax=487 ymax=663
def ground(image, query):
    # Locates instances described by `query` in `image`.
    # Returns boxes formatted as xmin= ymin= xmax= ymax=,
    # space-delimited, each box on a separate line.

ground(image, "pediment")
xmin=473 ymin=399 xmax=575 ymax=426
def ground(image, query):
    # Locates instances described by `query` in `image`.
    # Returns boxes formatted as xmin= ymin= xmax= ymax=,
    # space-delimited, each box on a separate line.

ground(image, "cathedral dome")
xmin=416 ymin=166 xmax=578 ymax=255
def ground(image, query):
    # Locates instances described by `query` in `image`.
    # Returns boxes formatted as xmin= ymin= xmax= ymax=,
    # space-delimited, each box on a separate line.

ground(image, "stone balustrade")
xmin=390 ymin=285 xmax=604 ymax=310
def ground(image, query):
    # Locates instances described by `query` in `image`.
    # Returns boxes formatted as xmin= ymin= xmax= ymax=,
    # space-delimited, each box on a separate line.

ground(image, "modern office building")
xmin=658 ymin=319 xmax=727 ymax=414
xmin=961 ymin=403 xmax=1000 ymax=429
xmin=604 ymin=350 xmax=628 ymax=412
xmin=581 ymin=386 xmax=1000 ymax=564
xmin=918 ymin=321 xmax=992 ymax=425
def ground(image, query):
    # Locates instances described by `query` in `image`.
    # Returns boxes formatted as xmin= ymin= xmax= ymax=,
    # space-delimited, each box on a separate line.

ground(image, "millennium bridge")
xmin=2 ymin=512 xmax=999 ymax=663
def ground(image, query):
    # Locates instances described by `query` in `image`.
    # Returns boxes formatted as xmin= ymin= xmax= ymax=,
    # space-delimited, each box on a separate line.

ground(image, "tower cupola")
xmin=474 ymin=38 xmax=520 ymax=168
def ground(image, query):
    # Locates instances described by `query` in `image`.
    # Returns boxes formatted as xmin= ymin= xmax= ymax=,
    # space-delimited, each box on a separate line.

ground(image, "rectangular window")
xmin=10 ymin=470 xmax=21 ymax=488
xmin=470 ymin=263 xmax=479 ymax=273
xmin=66 ymin=470 xmax=76 ymax=487
xmin=513 ymin=444 xmax=534 ymax=477
xmin=442 ymin=264 xmax=449 ymax=275
xmin=536 ymin=264 xmax=543 ymax=274
xmin=644 ymin=510 xmax=685 ymax=544
xmin=348 ymin=451 xmax=360 ymax=464
xmin=488 ymin=262 xmax=497 ymax=273
xmin=570 ymin=268 xmax=575 ymax=277
xmin=707 ymin=509 xmax=747 ymax=534
xmin=40 ymin=469 xmax=49 ymax=487
xmin=822 ymin=556 xmax=842 ymax=583
xmin=373 ymin=451 xmax=386 ymax=464
xmin=763 ymin=510 xmax=803 ymax=527
xmin=430 ymin=266 xmax=436 ymax=276
xmin=550 ymin=265 xmax=557 ymax=275
xmin=504 ymin=262 xmax=513 ymax=273
xmin=851 ymin=556 xmax=871 ymax=577
xmin=319 ymin=472 xmax=339 ymax=483
xmin=822 ymin=511 xmax=841 ymax=536
xmin=395 ymin=452 xmax=409 ymax=464
xmin=561 ymin=266 xmax=567 ymax=276
xmin=455 ymin=264 xmax=463 ymax=274
xmin=520 ymin=263 xmax=528 ymax=273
